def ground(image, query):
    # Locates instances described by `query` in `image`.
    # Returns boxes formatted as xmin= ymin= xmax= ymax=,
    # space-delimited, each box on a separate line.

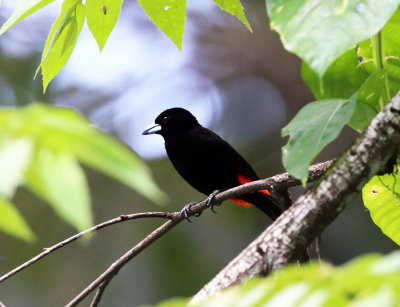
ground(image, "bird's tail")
xmin=242 ymin=192 xmax=282 ymax=220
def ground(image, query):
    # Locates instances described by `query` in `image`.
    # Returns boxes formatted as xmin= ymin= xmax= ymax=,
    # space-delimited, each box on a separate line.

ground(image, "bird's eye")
xmin=162 ymin=116 xmax=169 ymax=124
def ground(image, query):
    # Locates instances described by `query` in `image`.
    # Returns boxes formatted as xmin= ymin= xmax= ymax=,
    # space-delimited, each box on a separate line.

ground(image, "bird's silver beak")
xmin=142 ymin=122 xmax=162 ymax=135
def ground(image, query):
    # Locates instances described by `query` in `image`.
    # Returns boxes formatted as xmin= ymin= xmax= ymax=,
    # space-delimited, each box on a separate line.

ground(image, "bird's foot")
xmin=206 ymin=190 xmax=223 ymax=213
xmin=180 ymin=190 xmax=223 ymax=222
xmin=180 ymin=202 xmax=201 ymax=222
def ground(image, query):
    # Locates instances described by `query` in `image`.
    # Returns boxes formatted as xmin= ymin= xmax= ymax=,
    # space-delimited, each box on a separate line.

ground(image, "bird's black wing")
xmin=165 ymin=125 xmax=282 ymax=220
xmin=166 ymin=126 xmax=259 ymax=194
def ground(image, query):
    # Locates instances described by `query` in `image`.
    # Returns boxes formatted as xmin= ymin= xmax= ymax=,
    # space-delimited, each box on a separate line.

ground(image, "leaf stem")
xmin=373 ymin=31 xmax=390 ymax=109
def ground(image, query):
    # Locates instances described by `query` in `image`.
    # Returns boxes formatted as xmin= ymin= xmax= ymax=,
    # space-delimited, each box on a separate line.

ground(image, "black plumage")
xmin=143 ymin=108 xmax=281 ymax=220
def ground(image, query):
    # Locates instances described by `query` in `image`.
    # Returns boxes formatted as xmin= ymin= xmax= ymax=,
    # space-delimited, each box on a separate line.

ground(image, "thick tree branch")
xmin=65 ymin=160 xmax=333 ymax=306
xmin=190 ymin=92 xmax=400 ymax=304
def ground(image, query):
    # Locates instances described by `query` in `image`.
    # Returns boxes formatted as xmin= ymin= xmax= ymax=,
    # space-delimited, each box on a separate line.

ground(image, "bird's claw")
xmin=206 ymin=190 xmax=222 ymax=213
xmin=180 ymin=190 xmax=223 ymax=222
xmin=180 ymin=202 xmax=201 ymax=222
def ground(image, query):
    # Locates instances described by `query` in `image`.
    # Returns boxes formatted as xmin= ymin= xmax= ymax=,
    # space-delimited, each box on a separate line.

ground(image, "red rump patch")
xmin=230 ymin=198 xmax=251 ymax=208
xmin=236 ymin=174 xmax=270 ymax=195
xmin=230 ymin=174 xmax=271 ymax=208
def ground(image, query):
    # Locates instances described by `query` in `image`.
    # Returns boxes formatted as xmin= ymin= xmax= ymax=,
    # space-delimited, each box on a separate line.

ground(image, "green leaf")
xmin=348 ymin=70 xmax=385 ymax=132
xmin=86 ymin=0 xmax=123 ymax=51
xmin=38 ymin=0 xmax=86 ymax=92
xmin=282 ymin=99 xmax=356 ymax=184
xmin=0 ymin=0 xmax=56 ymax=35
xmin=67 ymin=132 xmax=167 ymax=205
xmin=0 ymin=138 xmax=33 ymax=199
xmin=212 ymin=0 xmax=251 ymax=31
xmin=308 ymin=11 xmax=400 ymax=97
xmin=28 ymin=105 xmax=166 ymax=204
xmin=356 ymin=9 xmax=400 ymax=97
xmin=362 ymin=172 xmax=400 ymax=246
xmin=137 ymin=0 xmax=186 ymax=49
xmin=349 ymin=288 xmax=395 ymax=307
xmin=266 ymin=0 xmax=400 ymax=78
xmin=25 ymin=150 xmax=93 ymax=232
xmin=302 ymin=8 xmax=400 ymax=107
xmin=0 ymin=104 xmax=167 ymax=239
xmin=149 ymin=252 xmax=400 ymax=307
xmin=302 ymin=57 xmax=386 ymax=132
xmin=381 ymin=9 xmax=400 ymax=93
xmin=0 ymin=197 xmax=35 ymax=242
xmin=0 ymin=103 xmax=167 ymax=205
xmin=288 ymin=66 xmax=386 ymax=179
xmin=354 ymin=70 xmax=386 ymax=111
xmin=372 ymin=250 xmax=400 ymax=274
xmin=301 ymin=48 xmax=370 ymax=100
xmin=146 ymin=298 xmax=189 ymax=307
xmin=302 ymin=53 xmax=385 ymax=133
xmin=348 ymin=102 xmax=378 ymax=133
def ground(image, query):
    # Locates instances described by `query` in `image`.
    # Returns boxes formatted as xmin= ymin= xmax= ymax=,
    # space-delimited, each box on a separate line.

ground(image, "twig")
xmin=190 ymin=91 xmax=400 ymax=304
xmin=89 ymin=279 xmax=111 ymax=307
xmin=65 ymin=160 xmax=333 ymax=306
xmin=0 ymin=212 xmax=174 ymax=283
xmin=172 ymin=159 xmax=334 ymax=217
xmin=65 ymin=219 xmax=181 ymax=307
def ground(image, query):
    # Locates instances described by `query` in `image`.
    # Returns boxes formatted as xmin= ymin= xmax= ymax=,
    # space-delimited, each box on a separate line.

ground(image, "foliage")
xmin=0 ymin=104 xmax=166 ymax=241
xmin=86 ymin=0 xmax=123 ymax=51
xmin=0 ymin=0 xmax=250 ymax=91
xmin=0 ymin=197 xmax=36 ymax=242
xmin=282 ymin=98 xmax=355 ymax=184
xmin=4 ymin=0 xmax=396 ymax=189
xmin=271 ymin=0 xmax=400 ymax=244
xmin=35 ymin=0 xmax=86 ymax=91
xmin=267 ymin=0 xmax=400 ymax=78
xmin=282 ymin=70 xmax=386 ymax=184
xmin=363 ymin=168 xmax=400 ymax=245
xmin=136 ymin=0 xmax=186 ymax=50
xmin=0 ymin=0 xmax=250 ymax=240
xmin=149 ymin=251 xmax=400 ymax=307
xmin=279 ymin=2 xmax=400 ymax=184
xmin=1 ymin=0 xmax=400 ymax=304
xmin=273 ymin=0 xmax=400 ymax=249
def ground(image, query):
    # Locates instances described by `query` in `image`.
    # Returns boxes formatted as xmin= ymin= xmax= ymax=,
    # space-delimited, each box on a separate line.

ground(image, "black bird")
xmin=142 ymin=108 xmax=282 ymax=220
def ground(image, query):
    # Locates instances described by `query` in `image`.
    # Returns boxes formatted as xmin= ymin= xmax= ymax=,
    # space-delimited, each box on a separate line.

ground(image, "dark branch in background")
xmin=64 ymin=161 xmax=333 ymax=307
xmin=190 ymin=91 xmax=400 ymax=304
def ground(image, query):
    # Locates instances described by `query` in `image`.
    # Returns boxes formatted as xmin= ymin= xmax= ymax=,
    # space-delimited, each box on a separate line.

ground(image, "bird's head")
xmin=142 ymin=108 xmax=200 ymax=137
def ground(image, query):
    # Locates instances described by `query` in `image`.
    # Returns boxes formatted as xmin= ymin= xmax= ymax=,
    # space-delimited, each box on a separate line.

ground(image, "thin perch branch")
xmin=66 ymin=219 xmax=181 ymax=307
xmin=0 ymin=160 xmax=332 ymax=291
xmin=65 ymin=160 xmax=333 ymax=306
xmin=0 ymin=212 xmax=174 ymax=283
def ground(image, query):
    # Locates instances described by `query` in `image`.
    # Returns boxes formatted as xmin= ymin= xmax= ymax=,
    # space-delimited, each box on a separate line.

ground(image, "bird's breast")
xmin=164 ymin=135 xmax=220 ymax=194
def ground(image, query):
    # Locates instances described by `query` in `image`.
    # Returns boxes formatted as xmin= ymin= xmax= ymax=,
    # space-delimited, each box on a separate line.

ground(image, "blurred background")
xmin=0 ymin=0 xmax=397 ymax=306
